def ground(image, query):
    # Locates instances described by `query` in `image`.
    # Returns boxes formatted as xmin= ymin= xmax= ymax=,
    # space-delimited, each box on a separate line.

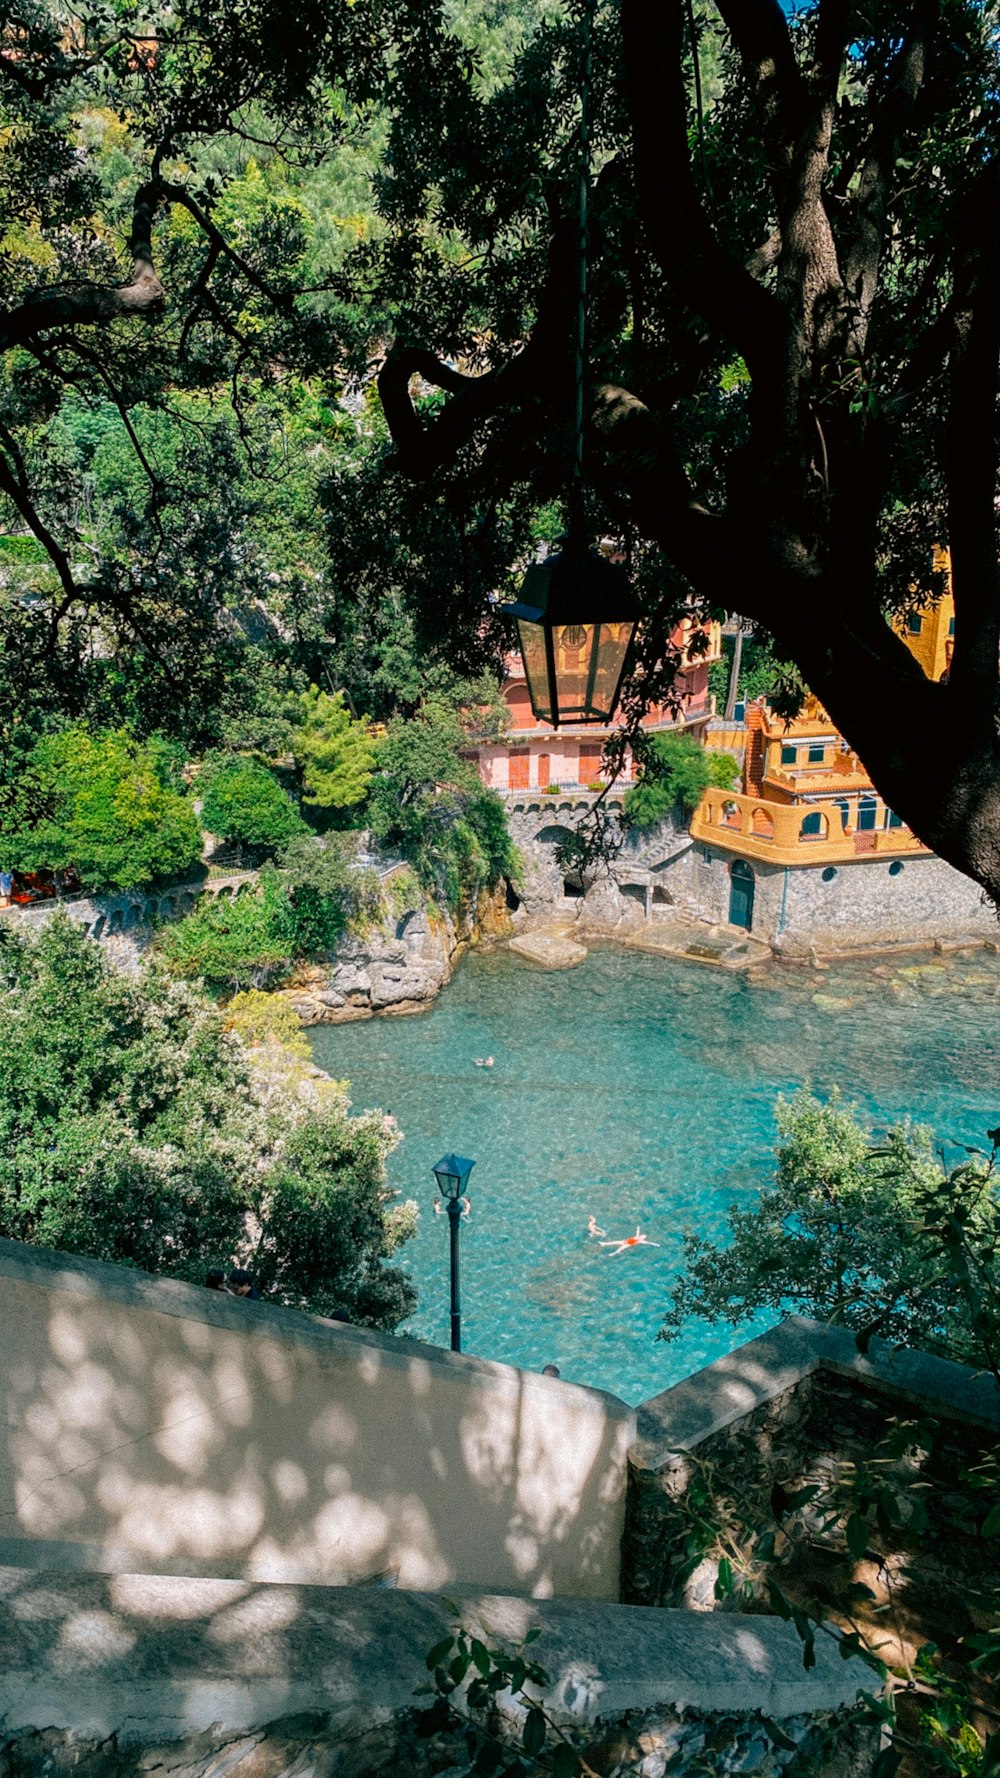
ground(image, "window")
xmin=821 ymin=866 xmax=837 ymax=883
xmin=701 ymin=848 xmax=713 ymax=866
xmin=907 ymin=612 xmax=923 ymax=634
xmin=948 ymin=616 xmax=956 ymax=636
xmin=807 ymin=745 xmax=825 ymax=764
xmin=780 ymin=744 xmax=796 ymax=765
xmin=888 ymin=860 xmax=904 ymax=877
xmin=801 ymin=810 xmax=823 ymax=837
xmin=887 ymin=809 xmax=904 ymax=829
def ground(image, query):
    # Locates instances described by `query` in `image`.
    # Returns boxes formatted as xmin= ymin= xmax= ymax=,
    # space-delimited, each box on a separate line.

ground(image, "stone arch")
xmin=800 ymin=809 xmax=829 ymax=840
xmin=91 ymin=915 xmax=106 ymax=939
xmin=652 ymin=883 xmax=673 ymax=907
xmin=215 ymin=884 xmax=233 ymax=901
xmin=144 ymin=900 xmax=158 ymax=922
xmin=160 ymin=897 xmax=176 ymax=919
xmin=751 ymin=807 xmax=774 ymax=838
xmin=536 ymin=823 xmax=577 ymax=849
xmin=620 ymin=882 xmax=646 ymax=910
xmin=108 ymin=908 xmax=123 ymax=934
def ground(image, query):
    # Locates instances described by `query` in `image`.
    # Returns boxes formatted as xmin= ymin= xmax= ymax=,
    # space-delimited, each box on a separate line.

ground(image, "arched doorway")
xmin=728 ymin=859 xmax=755 ymax=930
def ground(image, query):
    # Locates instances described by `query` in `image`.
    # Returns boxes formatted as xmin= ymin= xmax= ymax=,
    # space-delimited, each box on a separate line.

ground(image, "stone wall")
xmin=623 ymin=1317 xmax=1000 ymax=1613
xmin=653 ymin=842 xmax=997 ymax=951
xmin=0 ymin=1569 xmax=875 ymax=1778
xmin=0 ymin=1238 xmax=631 ymax=1600
xmin=0 ymin=872 xmax=259 ymax=969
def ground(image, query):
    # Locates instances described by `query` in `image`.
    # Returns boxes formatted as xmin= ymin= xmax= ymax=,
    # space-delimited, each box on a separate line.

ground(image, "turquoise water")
xmin=309 ymin=945 xmax=1000 ymax=1404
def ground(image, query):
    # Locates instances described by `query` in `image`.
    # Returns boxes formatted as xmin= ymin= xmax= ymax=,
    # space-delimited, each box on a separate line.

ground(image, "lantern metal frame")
xmin=432 ymin=1152 xmax=475 ymax=1352
xmin=499 ymin=0 xmax=638 ymax=730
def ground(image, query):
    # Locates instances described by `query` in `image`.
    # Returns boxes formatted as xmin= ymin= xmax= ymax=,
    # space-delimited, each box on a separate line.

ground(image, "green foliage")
xmin=0 ymin=727 xmax=203 ymax=890
xmin=418 ymin=1615 xmax=581 ymax=1778
xmin=708 ymin=633 xmax=790 ymax=712
xmin=156 ymin=874 xmax=297 ymax=990
xmin=199 ymin=759 xmax=307 ymax=857
xmin=285 ymin=687 xmax=377 ymax=821
xmin=0 ymin=915 xmax=415 ymax=1328
xmin=223 ymin=988 xmax=310 ymax=1058
xmin=661 ymin=1089 xmax=1000 ymax=1371
xmin=280 ymin=830 xmax=384 ymax=953
xmin=625 ymin=733 xmax=738 ymax=828
xmin=367 ymin=699 xmax=518 ymax=914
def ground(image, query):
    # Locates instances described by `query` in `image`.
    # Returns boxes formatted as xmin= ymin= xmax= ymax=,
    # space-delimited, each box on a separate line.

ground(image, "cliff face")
xmin=281 ymin=886 xmax=512 ymax=1024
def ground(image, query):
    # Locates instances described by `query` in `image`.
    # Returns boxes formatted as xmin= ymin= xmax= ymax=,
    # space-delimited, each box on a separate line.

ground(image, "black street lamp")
xmin=432 ymin=1152 xmax=475 ymax=1353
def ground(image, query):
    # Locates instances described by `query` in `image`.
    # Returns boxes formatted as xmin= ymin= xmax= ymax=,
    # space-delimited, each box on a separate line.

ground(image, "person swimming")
xmin=474 ymin=1056 xmax=495 ymax=1068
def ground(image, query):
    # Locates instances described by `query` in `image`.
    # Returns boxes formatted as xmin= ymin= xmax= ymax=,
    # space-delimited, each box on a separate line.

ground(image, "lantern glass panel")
xmin=588 ymin=621 xmax=635 ymax=719
xmin=517 ymin=618 xmax=553 ymax=724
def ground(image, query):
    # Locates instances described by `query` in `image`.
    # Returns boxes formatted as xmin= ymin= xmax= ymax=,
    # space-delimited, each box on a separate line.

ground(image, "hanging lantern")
xmin=501 ymin=537 xmax=639 ymax=727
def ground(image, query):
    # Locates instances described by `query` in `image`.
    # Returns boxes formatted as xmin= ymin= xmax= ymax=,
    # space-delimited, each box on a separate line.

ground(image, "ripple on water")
xmin=308 ymin=944 xmax=1000 ymax=1404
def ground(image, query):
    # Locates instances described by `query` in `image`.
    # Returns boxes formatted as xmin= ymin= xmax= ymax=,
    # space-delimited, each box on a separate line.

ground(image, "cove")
xmin=308 ymin=944 xmax=1000 ymax=1404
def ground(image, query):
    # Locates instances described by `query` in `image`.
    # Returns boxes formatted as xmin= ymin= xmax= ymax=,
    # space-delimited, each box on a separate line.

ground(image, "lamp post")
xmin=432 ymin=1152 xmax=475 ymax=1353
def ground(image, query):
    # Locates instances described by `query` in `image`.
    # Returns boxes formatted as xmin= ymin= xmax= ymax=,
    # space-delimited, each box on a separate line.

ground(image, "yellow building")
xmin=893 ymin=545 xmax=954 ymax=682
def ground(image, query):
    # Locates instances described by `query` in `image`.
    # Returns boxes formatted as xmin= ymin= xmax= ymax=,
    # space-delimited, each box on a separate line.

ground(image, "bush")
xmin=200 ymin=758 xmax=306 ymax=857
xmin=0 ymin=726 xmax=203 ymax=891
xmin=661 ymin=1088 xmax=1000 ymax=1368
xmin=0 ymin=915 xmax=416 ymax=1328
xmin=280 ymin=830 xmax=383 ymax=953
xmin=625 ymin=733 xmax=738 ymax=828
xmin=367 ymin=700 xmax=519 ymax=914
xmin=223 ymin=988 xmax=309 ymax=1058
xmin=156 ymin=873 xmax=297 ymax=989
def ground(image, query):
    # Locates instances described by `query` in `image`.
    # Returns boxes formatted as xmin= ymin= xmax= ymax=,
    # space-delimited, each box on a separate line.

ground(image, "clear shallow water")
xmin=309 ymin=945 xmax=1000 ymax=1404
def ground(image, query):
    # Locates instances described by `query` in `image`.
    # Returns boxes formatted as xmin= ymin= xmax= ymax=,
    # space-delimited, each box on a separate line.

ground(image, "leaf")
xmin=767 ymin=1579 xmax=792 ymax=1621
xmin=846 ymin=1512 xmax=869 ymax=1559
xmin=981 ymin=1729 xmax=1000 ymax=1778
xmin=522 ymin=1708 xmax=546 ymax=1758
xmin=550 ymin=1743 xmax=580 ymax=1778
xmin=510 ymin=1657 xmax=526 ymax=1694
xmin=449 ymin=1652 xmax=470 ymax=1685
xmin=870 ymin=1748 xmax=903 ymax=1778
xmin=470 ymin=1638 xmax=492 ymax=1678
xmin=523 ymin=1627 xmax=542 ymax=1644
xmin=426 ymin=1637 xmax=454 ymax=1671
xmin=981 ymin=1502 xmax=1000 ymax=1537
xmin=714 ymin=1556 xmax=734 ymax=1600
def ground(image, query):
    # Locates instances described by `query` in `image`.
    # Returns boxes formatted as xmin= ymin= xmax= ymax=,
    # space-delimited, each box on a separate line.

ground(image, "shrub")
xmin=625 ymin=732 xmax=738 ymax=829
xmin=0 ymin=726 xmax=203 ymax=891
xmin=223 ymin=988 xmax=309 ymax=1058
xmin=280 ymin=831 xmax=383 ymax=952
xmin=200 ymin=758 xmax=306 ymax=858
xmin=0 ymin=915 xmax=416 ymax=1328
xmin=156 ymin=873 xmax=297 ymax=989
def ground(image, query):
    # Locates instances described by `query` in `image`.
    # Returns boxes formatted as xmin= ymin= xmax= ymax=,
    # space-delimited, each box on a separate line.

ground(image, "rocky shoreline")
xmin=279 ymin=889 xmax=514 ymax=1025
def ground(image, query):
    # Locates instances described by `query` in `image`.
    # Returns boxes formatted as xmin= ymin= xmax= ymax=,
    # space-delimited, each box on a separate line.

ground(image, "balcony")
xmin=690 ymin=789 xmax=929 ymax=866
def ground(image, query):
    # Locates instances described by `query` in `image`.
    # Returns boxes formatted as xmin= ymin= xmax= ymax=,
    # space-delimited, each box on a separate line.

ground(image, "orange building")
xmin=471 ymin=616 xmax=722 ymax=794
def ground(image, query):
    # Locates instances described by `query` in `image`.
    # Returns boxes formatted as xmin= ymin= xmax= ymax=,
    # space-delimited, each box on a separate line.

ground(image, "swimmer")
xmin=599 ymin=1226 xmax=659 ymax=1258
xmin=587 ymin=1215 xmax=607 ymax=1239
xmin=474 ymin=1056 xmax=495 ymax=1068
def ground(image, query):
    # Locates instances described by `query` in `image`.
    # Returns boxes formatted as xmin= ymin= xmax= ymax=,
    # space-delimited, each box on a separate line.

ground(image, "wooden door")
xmin=537 ymin=753 xmax=550 ymax=789
xmin=508 ymin=750 xmax=530 ymax=790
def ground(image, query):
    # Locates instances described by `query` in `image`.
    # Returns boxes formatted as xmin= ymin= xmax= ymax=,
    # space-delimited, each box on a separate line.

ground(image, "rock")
xmin=809 ymin=993 xmax=854 ymax=1011
xmin=509 ymin=932 xmax=588 ymax=969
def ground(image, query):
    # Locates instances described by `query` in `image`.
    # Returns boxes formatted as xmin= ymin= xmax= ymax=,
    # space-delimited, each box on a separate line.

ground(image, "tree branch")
xmin=712 ymin=0 xmax=805 ymax=198
xmin=843 ymin=3 xmax=937 ymax=355
xmin=621 ymin=0 xmax=784 ymax=381
xmin=944 ymin=161 xmax=1000 ymax=715
xmin=0 ymin=179 xmax=166 ymax=351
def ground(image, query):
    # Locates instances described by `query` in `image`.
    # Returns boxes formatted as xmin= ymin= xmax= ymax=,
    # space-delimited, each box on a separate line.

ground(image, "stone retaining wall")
xmin=0 ymin=1570 xmax=875 ymax=1777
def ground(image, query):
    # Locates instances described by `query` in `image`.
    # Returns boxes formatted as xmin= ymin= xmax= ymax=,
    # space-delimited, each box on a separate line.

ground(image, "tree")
xmin=371 ymin=2 xmax=1000 ymax=904
xmin=199 ymin=759 xmax=307 ymax=859
xmin=624 ymin=731 xmax=737 ymax=827
xmin=0 ymin=726 xmax=203 ymax=890
xmin=661 ymin=1088 xmax=1000 ymax=1374
xmin=0 ymin=914 xmax=416 ymax=1328
xmin=286 ymin=687 xmax=377 ymax=822
xmin=280 ymin=829 xmax=384 ymax=954
xmin=367 ymin=698 xmax=519 ymax=911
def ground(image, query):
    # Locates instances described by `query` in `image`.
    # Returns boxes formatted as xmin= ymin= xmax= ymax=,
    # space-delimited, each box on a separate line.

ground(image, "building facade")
xmin=470 ymin=618 xmax=723 ymax=794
